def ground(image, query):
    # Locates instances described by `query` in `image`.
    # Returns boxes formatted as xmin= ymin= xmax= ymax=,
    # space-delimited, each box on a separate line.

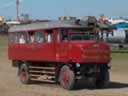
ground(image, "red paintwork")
xmin=68 ymin=41 xmax=110 ymax=63
xmin=8 ymin=28 xmax=110 ymax=64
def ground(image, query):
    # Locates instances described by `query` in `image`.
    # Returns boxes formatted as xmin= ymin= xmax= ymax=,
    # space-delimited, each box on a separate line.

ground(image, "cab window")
xmin=28 ymin=32 xmax=35 ymax=43
xmin=36 ymin=31 xmax=44 ymax=43
xmin=70 ymin=29 xmax=97 ymax=41
xmin=19 ymin=32 xmax=27 ymax=44
xmin=9 ymin=33 xmax=19 ymax=44
xmin=61 ymin=29 xmax=68 ymax=41
xmin=57 ymin=31 xmax=60 ymax=43
xmin=45 ymin=31 xmax=53 ymax=43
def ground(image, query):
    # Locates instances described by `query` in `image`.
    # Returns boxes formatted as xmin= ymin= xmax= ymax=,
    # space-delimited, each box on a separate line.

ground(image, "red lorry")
xmin=8 ymin=18 xmax=111 ymax=90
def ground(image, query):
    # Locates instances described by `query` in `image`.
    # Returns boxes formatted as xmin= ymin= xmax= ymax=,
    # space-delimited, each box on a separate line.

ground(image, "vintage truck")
xmin=8 ymin=17 xmax=112 ymax=90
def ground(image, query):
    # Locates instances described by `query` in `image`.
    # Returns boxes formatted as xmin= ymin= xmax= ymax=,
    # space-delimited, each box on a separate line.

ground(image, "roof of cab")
xmin=8 ymin=21 xmax=88 ymax=32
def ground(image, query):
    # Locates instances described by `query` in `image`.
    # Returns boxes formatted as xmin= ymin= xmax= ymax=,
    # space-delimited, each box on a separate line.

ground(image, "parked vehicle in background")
xmin=99 ymin=22 xmax=128 ymax=49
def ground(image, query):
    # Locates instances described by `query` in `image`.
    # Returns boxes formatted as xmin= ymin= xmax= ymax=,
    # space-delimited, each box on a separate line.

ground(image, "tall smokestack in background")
xmin=16 ymin=0 xmax=20 ymax=21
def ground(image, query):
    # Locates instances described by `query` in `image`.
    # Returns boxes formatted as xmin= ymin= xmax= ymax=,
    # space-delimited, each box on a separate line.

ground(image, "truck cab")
xmin=56 ymin=28 xmax=110 ymax=63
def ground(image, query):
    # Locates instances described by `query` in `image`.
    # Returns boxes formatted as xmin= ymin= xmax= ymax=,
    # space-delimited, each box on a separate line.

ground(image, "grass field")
xmin=111 ymin=53 xmax=128 ymax=72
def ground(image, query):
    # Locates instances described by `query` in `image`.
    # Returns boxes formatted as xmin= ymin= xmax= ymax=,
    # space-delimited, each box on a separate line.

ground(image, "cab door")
xmin=56 ymin=29 xmax=69 ymax=62
xmin=42 ymin=30 xmax=56 ymax=61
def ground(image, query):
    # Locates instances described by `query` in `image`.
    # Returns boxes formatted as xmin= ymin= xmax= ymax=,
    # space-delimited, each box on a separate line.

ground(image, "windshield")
xmin=69 ymin=29 xmax=98 ymax=41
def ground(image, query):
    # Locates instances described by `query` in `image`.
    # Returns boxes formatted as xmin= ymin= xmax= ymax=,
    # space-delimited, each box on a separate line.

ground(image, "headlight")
xmin=76 ymin=63 xmax=80 ymax=67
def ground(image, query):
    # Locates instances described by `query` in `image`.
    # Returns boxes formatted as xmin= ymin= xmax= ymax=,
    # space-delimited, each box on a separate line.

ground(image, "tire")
xmin=59 ymin=65 xmax=75 ymax=90
xmin=95 ymin=66 xmax=110 ymax=88
xmin=19 ymin=63 xmax=31 ymax=84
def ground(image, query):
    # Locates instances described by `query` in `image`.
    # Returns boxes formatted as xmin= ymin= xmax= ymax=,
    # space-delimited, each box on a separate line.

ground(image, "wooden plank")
xmin=30 ymin=75 xmax=55 ymax=80
xmin=29 ymin=66 xmax=55 ymax=70
xmin=31 ymin=78 xmax=56 ymax=83
xmin=29 ymin=70 xmax=55 ymax=74
xmin=30 ymin=74 xmax=41 ymax=77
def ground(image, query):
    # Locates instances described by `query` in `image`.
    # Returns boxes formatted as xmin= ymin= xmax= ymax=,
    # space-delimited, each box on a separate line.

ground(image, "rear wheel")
xmin=19 ymin=63 xmax=31 ymax=84
xmin=59 ymin=65 xmax=75 ymax=90
xmin=95 ymin=66 xmax=110 ymax=88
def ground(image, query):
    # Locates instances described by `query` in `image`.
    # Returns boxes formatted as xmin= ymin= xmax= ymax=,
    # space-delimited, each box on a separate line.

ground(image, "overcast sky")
xmin=0 ymin=0 xmax=128 ymax=20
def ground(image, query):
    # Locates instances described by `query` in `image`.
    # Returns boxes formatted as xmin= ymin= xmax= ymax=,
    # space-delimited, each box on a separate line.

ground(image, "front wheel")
xmin=59 ymin=65 xmax=75 ymax=90
xmin=19 ymin=63 xmax=31 ymax=84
